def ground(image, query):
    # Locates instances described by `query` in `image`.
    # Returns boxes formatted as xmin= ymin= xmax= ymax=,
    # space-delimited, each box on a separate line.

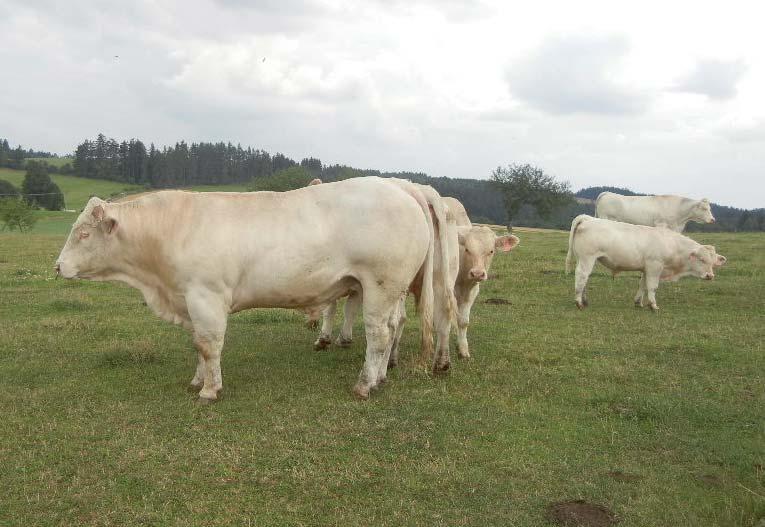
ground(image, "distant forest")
xmin=1 ymin=135 xmax=763 ymax=231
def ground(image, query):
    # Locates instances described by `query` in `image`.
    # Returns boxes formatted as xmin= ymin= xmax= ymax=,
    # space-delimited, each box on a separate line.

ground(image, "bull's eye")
xmin=464 ymin=248 xmax=471 ymax=255
xmin=489 ymin=250 xmax=494 ymax=255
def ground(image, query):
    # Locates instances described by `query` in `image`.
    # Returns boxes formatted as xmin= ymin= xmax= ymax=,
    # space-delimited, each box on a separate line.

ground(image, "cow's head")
xmin=687 ymin=245 xmax=723 ymax=280
xmin=457 ymin=226 xmax=519 ymax=281
xmin=694 ymin=199 xmax=715 ymax=224
xmin=55 ymin=197 xmax=120 ymax=280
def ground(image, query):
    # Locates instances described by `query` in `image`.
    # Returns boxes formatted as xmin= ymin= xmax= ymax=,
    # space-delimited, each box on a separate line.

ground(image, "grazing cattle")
xmin=317 ymin=195 xmax=519 ymax=368
xmin=308 ymin=178 xmax=323 ymax=186
xmin=595 ymin=192 xmax=715 ymax=232
xmin=565 ymin=215 xmax=727 ymax=311
xmin=442 ymin=197 xmax=520 ymax=360
xmin=55 ymin=177 xmax=454 ymax=401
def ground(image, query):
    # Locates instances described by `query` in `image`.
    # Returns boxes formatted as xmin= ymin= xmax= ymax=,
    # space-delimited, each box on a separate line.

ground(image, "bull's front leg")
xmin=187 ymin=289 xmax=229 ymax=402
xmin=314 ymin=301 xmax=336 ymax=350
xmin=388 ymin=295 xmax=407 ymax=368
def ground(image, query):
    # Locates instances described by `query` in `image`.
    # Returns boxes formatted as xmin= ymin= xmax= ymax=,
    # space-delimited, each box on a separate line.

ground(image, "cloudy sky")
xmin=2 ymin=0 xmax=764 ymax=208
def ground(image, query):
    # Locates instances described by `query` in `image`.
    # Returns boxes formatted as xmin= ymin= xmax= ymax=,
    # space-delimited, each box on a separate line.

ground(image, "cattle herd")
xmin=54 ymin=178 xmax=726 ymax=401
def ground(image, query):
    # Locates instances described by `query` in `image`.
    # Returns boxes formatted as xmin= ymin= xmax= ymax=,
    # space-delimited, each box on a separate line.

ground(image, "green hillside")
xmin=26 ymin=157 xmax=74 ymax=168
xmin=0 ymin=168 xmax=142 ymax=210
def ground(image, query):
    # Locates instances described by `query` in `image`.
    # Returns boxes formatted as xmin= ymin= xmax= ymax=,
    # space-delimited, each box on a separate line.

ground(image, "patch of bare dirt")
xmin=546 ymin=500 xmax=618 ymax=527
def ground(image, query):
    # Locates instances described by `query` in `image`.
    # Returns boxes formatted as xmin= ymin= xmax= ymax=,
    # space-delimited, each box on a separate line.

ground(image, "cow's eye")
xmin=489 ymin=250 xmax=494 ymax=255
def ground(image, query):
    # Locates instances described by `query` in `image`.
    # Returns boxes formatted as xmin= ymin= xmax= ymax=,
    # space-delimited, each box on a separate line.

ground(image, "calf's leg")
xmin=634 ymin=273 xmax=647 ymax=307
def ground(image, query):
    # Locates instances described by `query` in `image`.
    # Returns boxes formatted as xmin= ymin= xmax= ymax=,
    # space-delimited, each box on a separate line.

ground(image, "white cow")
xmin=316 ymin=195 xmax=519 ymax=370
xmin=565 ymin=215 xmax=727 ymax=311
xmin=595 ymin=192 xmax=715 ymax=232
xmin=55 ymin=177 xmax=454 ymax=401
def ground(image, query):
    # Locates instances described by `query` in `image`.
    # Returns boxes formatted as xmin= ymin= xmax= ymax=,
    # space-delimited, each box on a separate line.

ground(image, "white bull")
xmin=565 ymin=215 xmax=727 ymax=311
xmin=55 ymin=177 xmax=453 ymax=401
xmin=595 ymin=192 xmax=715 ymax=232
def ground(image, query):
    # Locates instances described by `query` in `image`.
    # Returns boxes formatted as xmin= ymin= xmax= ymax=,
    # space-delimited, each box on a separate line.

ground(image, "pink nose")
xmin=469 ymin=269 xmax=487 ymax=280
xmin=710 ymin=218 xmax=716 ymax=223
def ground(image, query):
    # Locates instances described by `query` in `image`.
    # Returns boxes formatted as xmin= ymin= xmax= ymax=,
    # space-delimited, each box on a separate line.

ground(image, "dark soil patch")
xmin=547 ymin=500 xmax=618 ymax=527
xmin=698 ymin=474 xmax=722 ymax=486
xmin=606 ymin=470 xmax=642 ymax=483
xmin=485 ymin=298 xmax=512 ymax=305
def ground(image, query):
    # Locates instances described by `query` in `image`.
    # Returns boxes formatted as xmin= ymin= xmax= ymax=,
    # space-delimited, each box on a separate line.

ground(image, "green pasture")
xmin=0 ymin=213 xmax=763 ymax=526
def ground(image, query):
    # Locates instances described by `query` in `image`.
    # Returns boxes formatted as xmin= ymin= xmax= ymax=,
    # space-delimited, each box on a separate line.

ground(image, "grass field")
xmin=1 ymin=214 xmax=763 ymax=526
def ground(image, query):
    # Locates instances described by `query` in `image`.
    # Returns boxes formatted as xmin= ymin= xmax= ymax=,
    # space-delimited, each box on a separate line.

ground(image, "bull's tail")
xmin=416 ymin=185 xmax=457 ymax=328
xmin=593 ymin=192 xmax=607 ymax=218
xmin=387 ymin=179 xmax=435 ymax=360
xmin=566 ymin=214 xmax=591 ymax=274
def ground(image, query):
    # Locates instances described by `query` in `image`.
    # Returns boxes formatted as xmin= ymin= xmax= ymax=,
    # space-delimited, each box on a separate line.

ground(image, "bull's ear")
xmin=457 ymin=229 xmax=467 ymax=246
xmin=92 ymin=205 xmax=118 ymax=234
xmin=689 ymin=250 xmax=698 ymax=261
xmin=496 ymin=235 xmax=519 ymax=252
xmin=715 ymin=254 xmax=727 ymax=266
xmin=91 ymin=204 xmax=105 ymax=221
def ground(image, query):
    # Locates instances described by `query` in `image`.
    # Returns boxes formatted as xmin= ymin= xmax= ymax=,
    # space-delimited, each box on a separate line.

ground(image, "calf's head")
xmin=687 ymin=245 xmax=726 ymax=280
xmin=458 ymin=226 xmax=519 ymax=281
xmin=55 ymin=197 xmax=120 ymax=280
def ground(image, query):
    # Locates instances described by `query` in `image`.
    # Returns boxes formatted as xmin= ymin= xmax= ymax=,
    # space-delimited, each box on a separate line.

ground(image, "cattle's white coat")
xmin=565 ymin=215 xmax=727 ymax=310
xmin=595 ymin=192 xmax=715 ymax=232
xmin=56 ymin=177 xmax=449 ymax=400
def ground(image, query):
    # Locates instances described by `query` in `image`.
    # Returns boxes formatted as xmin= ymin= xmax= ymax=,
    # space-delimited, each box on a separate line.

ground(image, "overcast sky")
xmin=2 ymin=0 xmax=764 ymax=208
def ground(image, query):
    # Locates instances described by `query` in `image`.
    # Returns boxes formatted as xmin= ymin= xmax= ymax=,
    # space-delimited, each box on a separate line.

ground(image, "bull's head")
xmin=695 ymin=199 xmax=715 ymax=224
xmin=55 ymin=197 xmax=120 ymax=280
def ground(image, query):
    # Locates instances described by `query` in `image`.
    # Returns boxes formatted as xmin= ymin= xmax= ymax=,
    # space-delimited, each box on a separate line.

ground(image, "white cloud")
xmin=1 ymin=0 xmax=764 ymax=208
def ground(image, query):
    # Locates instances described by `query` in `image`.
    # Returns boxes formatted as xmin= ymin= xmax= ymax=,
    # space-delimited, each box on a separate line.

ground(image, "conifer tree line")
xmin=0 ymin=138 xmax=62 ymax=170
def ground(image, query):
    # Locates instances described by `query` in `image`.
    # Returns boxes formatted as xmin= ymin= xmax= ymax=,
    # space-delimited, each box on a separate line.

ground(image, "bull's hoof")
xmin=336 ymin=336 xmax=353 ymax=348
xmin=352 ymin=384 xmax=370 ymax=400
xmin=433 ymin=362 xmax=451 ymax=375
xmin=457 ymin=349 xmax=471 ymax=359
xmin=387 ymin=358 xmax=398 ymax=368
xmin=197 ymin=395 xmax=217 ymax=404
xmin=575 ymin=301 xmax=586 ymax=310
xmin=377 ymin=376 xmax=388 ymax=385
xmin=634 ymin=300 xmax=643 ymax=308
xmin=650 ymin=304 xmax=660 ymax=312
xmin=305 ymin=319 xmax=319 ymax=330
xmin=313 ymin=337 xmax=331 ymax=351
xmin=187 ymin=382 xmax=204 ymax=393
xmin=582 ymin=299 xmax=589 ymax=307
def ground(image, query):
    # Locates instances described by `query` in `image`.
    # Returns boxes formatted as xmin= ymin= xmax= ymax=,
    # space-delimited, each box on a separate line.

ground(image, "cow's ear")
xmin=715 ymin=254 xmax=727 ymax=266
xmin=689 ymin=250 xmax=698 ymax=262
xmin=496 ymin=235 xmax=519 ymax=252
xmin=102 ymin=217 xmax=118 ymax=234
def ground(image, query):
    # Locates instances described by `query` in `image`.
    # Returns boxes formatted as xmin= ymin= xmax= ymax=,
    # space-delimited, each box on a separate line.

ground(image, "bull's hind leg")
xmin=644 ymin=269 xmax=661 ymax=311
xmin=336 ymin=291 xmax=361 ymax=347
xmin=314 ymin=301 xmax=336 ymax=350
xmin=187 ymin=289 xmax=228 ymax=402
xmin=354 ymin=289 xmax=399 ymax=400
xmin=574 ymin=257 xmax=596 ymax=309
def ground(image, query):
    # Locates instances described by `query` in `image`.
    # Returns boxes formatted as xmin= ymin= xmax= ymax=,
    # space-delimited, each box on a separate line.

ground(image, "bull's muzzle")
xmin=469 ymin=269 xmax=487 ymax=281
xmin=704 ymin=273 xmax=714 ymax=280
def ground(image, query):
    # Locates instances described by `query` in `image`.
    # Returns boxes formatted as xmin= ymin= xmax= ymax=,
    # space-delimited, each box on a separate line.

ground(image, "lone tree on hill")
xmin=491 ymin=163 xmax=573 ymax=225
xmin=0 ymin=198 xmax=37 ymax=232
xmin=22 ymin=161 xmax=65 ymax=210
